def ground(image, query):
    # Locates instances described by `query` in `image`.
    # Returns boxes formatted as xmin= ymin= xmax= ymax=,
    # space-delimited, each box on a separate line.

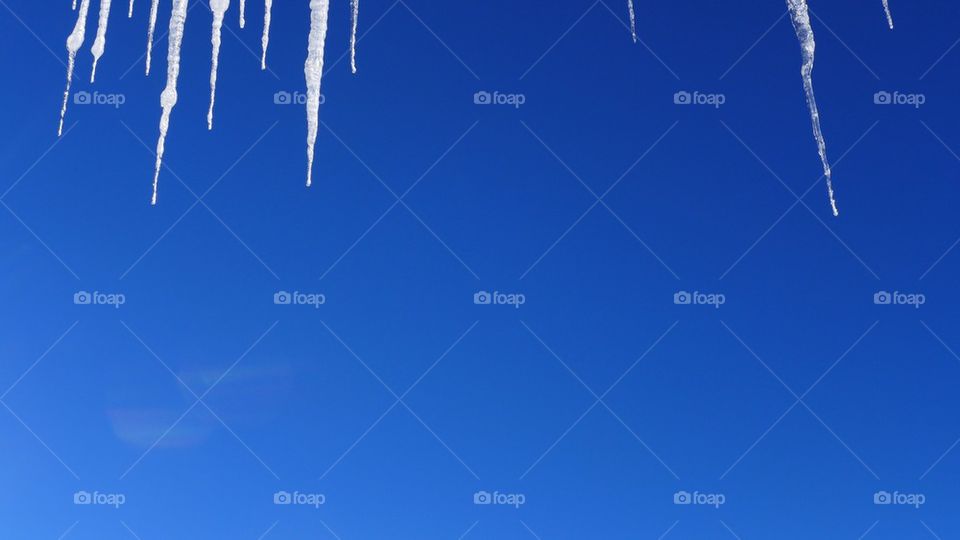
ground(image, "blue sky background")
xmin=1 ymin=0 xmax=960 ymax=538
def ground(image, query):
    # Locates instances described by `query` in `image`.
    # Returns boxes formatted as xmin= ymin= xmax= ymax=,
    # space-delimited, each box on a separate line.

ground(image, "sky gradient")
xmin=1 ymin=0 xmax=960 ymax=538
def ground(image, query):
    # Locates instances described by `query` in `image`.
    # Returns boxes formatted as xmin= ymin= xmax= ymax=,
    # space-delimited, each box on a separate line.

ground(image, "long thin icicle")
xmin=304 ymin=0 xmax=330 ymax=187
xmin=152 ymin=0 xmax=189 ymax=205
xmin=239 ymin=0 xmax=245 ymax=28
xmin=73 ymin=0 xmax=77 ymax=10
xmin=882 ymin=0 xmax=893 ymax=29
xmin=145 ymin=0 xmax=159 ymax=75
xmin=627 ymin=0 xmax=637 ymax=43
xmin=261 ymin=0 xmax=272 ymax=70
xmin=128 ymin=0 xmax=133 ymax=17
xmin=208 ymin=0 xmax=230 ymax=130
xmin=350 ymin=0 xmax=359 ymax=73
xmin=786 ymin=0 xmax=838 ymax=216
xmin=59 ymin=0 xmax=91 ymax=136
xmin=90 ymin=0 xmax=112 ymax=83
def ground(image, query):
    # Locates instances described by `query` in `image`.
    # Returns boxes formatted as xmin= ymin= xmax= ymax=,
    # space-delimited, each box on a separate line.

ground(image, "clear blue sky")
xmin=1 ymin=0 xmax=959 ymax=538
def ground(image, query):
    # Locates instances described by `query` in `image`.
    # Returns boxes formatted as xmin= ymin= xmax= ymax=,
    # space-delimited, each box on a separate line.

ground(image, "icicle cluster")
xmin=59 ymin=0 xmax=364 ymax=202
xmin=786 ymin=0 xmax=838 ymax=216
xmin=54 ymin=0 xmax=881 ymax=214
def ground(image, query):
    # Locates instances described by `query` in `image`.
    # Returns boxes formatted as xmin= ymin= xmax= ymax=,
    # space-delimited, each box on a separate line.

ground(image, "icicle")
xmin=627 ymin=0 xmax=637 ymax=43
xmin=304 ymin=0 xmax=330 ymax=187
xmin=239 ymin=0 xmax=245 ymax=28
xmin=208 ymin=0 xmax=230 ymax=130
xmin=59 ymin=0 xmax=91 ymax=137
xmin=350 ymin=0 xmax=359 ymax=73
xmin=151 ymin=0 xmax=189 ymax=205
xmin=128 ymin=0 xmax=133 ymax=18
xmin=145 ymin=0 xmax=159 ymax=75
xmin=261 ymin=0 xmax=272 ymax=70
xmin=90 ymin=0 xmax=113 ymax=83
xmin=882 ymin=0 xmax=893 ymax=29
xmin=72 ymin=0 xmax=77 ymax=10
xmin=786 ymin=0 xmax=838 ymax=216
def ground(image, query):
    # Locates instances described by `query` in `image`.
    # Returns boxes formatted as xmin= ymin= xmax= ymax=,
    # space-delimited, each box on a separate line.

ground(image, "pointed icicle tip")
xmin=305 ymin=0 xmax=330 ymax=187
xmin=145 ymin=0 xmax=159 ymax=75
xmin=152 ymin=0 xmax=189 ymax=204
xmin=90 ymin=0 xmax=113 ymax=84
xmin=261 ymin=0 xmax=273 ymax=70
xmin=882 ymin=0 xmax=894 ymax=29
xmin=60 ymin=0 xmax=91 ymax=136
xmin=350 ymin=0 xmax=359 ymax=73
xmin=207 ymin=0 xmax=230 ymax=131
xmin=786 ymin=0 xmax=838 ymax=216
